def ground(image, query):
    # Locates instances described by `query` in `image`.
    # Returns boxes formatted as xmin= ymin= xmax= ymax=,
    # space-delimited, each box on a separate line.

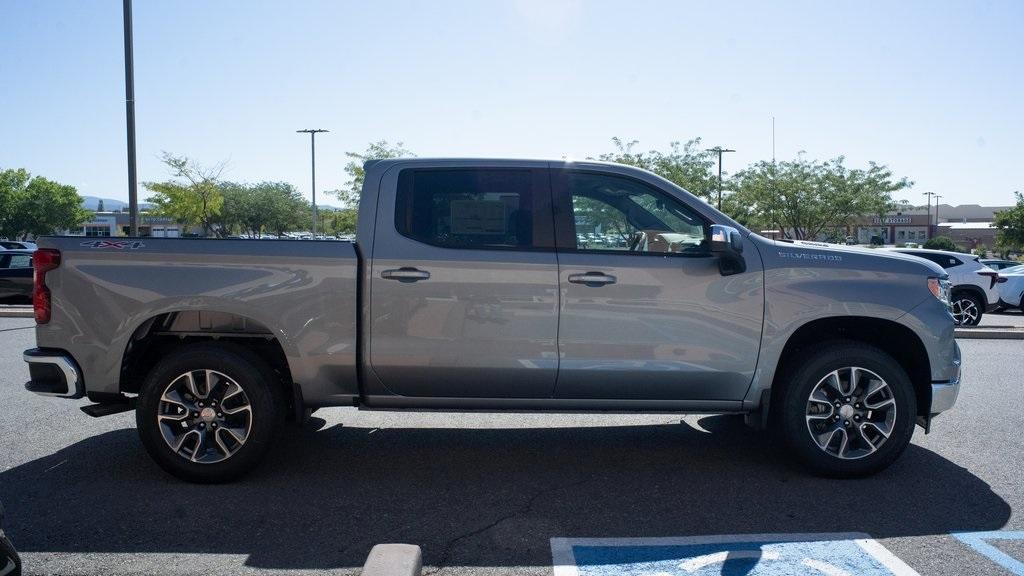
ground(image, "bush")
xmin=923 ymin=236 xmax=958 ymax=251
xmin=870 ymin=235 xmax=884 ymax=246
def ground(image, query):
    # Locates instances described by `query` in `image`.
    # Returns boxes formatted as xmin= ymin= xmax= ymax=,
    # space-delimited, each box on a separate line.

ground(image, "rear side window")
xmin=395 ymin=168 xmax=552 ymax=250
xmin=7 ymin=254 xmax=31 ymax=268
xmin=909 ymin=252 xmax=962 ymax=269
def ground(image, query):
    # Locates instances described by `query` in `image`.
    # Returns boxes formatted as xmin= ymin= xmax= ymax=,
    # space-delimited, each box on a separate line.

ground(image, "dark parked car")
xmin=0 ymin=501 xmax=21 ymax=576
xmin=0 ymin=251 xmax=33 ymax=303
xmin=980 ymin=258 xmax=1020 ymax=270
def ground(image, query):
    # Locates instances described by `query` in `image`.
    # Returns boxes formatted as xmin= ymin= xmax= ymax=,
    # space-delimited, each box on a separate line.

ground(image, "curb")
xmin=0 ymin=307 xmax=33 ymax=319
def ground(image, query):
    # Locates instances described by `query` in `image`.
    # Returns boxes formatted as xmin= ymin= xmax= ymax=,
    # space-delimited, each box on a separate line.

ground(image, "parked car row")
xmin=891 ymin=248 xmax=1016 ymax=325
xmin=0 ymin=250 xmax=34 ymax=304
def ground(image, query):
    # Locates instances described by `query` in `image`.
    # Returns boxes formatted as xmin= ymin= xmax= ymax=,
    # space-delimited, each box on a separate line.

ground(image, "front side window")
xmin=566 ymin=172 xmax=708 ymax=254
xmin=395 ymin=169 xmax=550 ymax=250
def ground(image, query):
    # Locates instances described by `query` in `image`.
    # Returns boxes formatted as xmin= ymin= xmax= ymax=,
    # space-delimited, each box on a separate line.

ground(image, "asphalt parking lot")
xmin=1 ymin=316 xmax=1022 ymax=575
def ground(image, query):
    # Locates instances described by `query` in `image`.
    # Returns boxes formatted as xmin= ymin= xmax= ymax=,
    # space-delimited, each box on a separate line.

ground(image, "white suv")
xmin=892 ymin=248 xmax=1003 ymax=325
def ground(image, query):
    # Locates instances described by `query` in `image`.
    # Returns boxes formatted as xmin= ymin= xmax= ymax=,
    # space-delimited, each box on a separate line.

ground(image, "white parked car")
xmin=995 ymin=264 xmax=1024 ymax=311
xmin=892 ymin=248 xmax=1003 ymax=325
xmin=0 ymin=240 xmax=37 ymax=250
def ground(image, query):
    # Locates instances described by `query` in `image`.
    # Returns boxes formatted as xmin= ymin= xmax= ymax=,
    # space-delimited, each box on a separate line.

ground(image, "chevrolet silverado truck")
xmin=23 ymin=159 xmax=961 ymax=483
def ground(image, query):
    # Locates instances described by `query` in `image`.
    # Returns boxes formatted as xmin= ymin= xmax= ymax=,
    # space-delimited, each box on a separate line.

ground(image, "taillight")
xmin=32 ymin=249 xmax=61 ymax=324
xmin=977 ymin=270 xmax=1001 ymax=289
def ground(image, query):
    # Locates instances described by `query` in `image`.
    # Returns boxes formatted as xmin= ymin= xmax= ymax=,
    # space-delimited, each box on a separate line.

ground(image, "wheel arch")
xmin=952 ymin=284 xmax=987 ymax=307
xmin=119 ymin=310 xmax=299 ymax=415
xmin=769 ymin=316 xmax=932 ymax=419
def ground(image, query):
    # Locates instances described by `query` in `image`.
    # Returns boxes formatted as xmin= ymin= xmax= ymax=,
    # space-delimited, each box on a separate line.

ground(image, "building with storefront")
xmin=847 ymin=214 xmax=931 ymax=245
xmin=762 ymin=203 xmax=1012 ymax=246
xmin=73 ymin=212 xmax=188 ymax=237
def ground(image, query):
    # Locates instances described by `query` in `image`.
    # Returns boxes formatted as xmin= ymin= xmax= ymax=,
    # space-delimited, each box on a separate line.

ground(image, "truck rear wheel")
xmin=136 ymin=343 xmax=284 ymax=483
xmin=775 ymin=341 xmax=916 ymax=477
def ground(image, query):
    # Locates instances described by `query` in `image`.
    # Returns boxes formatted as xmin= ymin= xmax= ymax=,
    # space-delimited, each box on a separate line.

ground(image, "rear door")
xmin=367 ymin=162 xmax=560 ymax=398
xmin=551 ymin=167 xmax=764 ymax=401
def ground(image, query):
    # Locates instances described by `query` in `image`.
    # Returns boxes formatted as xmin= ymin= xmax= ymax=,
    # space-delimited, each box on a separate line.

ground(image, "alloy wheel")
xmin=805 ymin=366 xmax=897 ymax=460
xmin=951 ymin=297 xmax=979 ymax=325
xmin=157 ymin=369 xmax=253 ymax=464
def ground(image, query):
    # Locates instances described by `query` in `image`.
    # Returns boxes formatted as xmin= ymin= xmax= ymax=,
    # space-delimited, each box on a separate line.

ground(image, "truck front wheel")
xmin=776 ymin=341 xmax=916 ymax=477
xmin=136 ymin=343 xmax=285 ymax=483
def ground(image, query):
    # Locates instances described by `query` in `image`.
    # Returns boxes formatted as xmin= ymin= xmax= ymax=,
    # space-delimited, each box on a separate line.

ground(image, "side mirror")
xmin=709 ymin=224 xmax=746 ymax=275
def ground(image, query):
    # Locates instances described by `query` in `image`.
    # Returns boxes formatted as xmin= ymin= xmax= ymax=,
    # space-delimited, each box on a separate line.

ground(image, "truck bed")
xmin=35 ymin=237 xmax=360 ymax=405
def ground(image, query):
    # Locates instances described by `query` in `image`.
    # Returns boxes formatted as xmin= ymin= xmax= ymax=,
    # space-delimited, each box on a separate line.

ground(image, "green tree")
xmin=144 ymin=153 xmax=225 ymax=237
xmin=321 ymin=208 xmax=358 ymax=236
xmin=333 ymin=140 xmax=415 ymax=207
xmin=0 ymin=168 xmax=91 ymax=239
xmin=214 ymin=181 xmax=308 ymax=238
xmin=923 ymin=236 xmax=958 ymax=251
xmin=727 ymin=156 xmax=910 ymax=240
xmin=993 ymin=191 xmax=1024 ymax=253
xmin=260 ymin=182 xmax=309 ymax=237
xmin=593 ymin=138 xmax=718 ymax=202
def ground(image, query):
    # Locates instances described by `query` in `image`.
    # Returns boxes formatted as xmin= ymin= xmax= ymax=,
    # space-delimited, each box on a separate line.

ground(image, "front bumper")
xmin=930 ymin=341 xmax=961 ymax=415
xmin=23 ymin=348 xmax=83 ymax=399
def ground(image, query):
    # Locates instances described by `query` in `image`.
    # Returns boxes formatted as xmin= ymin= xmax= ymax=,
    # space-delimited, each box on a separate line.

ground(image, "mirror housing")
xmin=709 ymin=224 xmax=746 ymax=275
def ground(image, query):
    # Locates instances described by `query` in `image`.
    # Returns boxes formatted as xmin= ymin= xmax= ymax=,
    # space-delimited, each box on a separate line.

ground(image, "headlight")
xmin=928 ymin=277 xmax=951 ymax=307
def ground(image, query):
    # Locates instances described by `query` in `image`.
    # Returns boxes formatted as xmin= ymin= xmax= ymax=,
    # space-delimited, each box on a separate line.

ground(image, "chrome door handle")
xmin=381 ymin=267 xmax=431 ymax=282
xmin=568 ymin=272 xmax=617 ymax=286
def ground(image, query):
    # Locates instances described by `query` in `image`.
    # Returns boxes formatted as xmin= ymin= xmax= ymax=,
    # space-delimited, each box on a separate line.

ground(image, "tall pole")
xmin=934 ymin=195 xmax=943 ymax=231
xmin=922 ymin=191 xmax=933 ymax=239
xmin=297 ymin=129 xmax=328 ymax=237
xmin=710 ymin=147 xmax=735 ymax=210
xmin=123 ymin=0 xmax=139 ymax=236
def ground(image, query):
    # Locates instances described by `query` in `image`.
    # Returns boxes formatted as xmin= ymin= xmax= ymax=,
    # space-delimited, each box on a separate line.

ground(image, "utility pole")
xmin=710 ymin=146 xmax=735 ymax=210
xmin=297 ymin=129 xmax=328 ymax=237
xmin=922 ymin=191 xmax=933 ymax=239
xmin=123 ymin=0 xmax=139 ymax=236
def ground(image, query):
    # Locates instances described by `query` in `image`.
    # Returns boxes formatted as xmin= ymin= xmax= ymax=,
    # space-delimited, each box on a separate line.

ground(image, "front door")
xmin=368 ymin=164 xmax=559 ymax=398
xmin=552 ymin=168 xmax=764 ymax=400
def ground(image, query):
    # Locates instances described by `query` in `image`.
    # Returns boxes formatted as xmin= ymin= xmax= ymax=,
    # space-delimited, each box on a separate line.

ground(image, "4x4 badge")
xmin=80 ymin=240 xmax=146 ymax=250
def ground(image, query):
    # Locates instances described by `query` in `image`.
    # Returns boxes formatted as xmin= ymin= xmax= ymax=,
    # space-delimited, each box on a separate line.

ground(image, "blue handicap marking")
xmin=953 ymin=531 xmax=1024 ymax=575
xmin=551 ymin=533 xmax=919 ymax=576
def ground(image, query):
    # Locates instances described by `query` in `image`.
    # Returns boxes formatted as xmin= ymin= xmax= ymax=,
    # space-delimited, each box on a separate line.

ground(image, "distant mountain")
xmin=81 ymin=196 xmax=154 ymax=212
xmin=81 ymin=196 xmax=127 ymax=211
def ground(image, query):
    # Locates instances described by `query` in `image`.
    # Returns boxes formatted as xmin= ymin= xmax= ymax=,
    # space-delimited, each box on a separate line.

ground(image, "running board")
xmin=81 ymin=398 xmax=136 ymax=418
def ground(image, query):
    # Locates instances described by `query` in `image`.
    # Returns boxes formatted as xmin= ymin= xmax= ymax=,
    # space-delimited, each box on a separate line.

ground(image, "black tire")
xmin=774 ymin=341 xmax=916 ymax=478
xmin=136 ymin=342 xmax=285 ymax=483
xmin=0 ymin=531 xmax=20 ymax=576
xmin=951 ymin=291 xmax=983 ymax=326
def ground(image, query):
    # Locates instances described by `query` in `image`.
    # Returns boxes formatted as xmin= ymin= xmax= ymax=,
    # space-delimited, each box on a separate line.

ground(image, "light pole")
xmin=123 ymin=0 xmax=139 ymax=236
xmin=934 ymin=195 xmax=943 ymax=233
xmin=710 ymin=147 xmax=735 ymax=210
xmin=297 ymin=129 xmax=328 ymax=237
xmin=922 ymin=191 xmax=933 ymax=238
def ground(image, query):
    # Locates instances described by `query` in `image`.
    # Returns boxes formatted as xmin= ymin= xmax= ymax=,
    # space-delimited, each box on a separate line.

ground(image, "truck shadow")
xmin=0 ymin=415 xmax=1010 ymax=572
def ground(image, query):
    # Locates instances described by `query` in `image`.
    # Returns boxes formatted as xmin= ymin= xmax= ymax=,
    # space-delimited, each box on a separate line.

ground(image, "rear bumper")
xmin=23 ymin=348 xmax=83 ymax=399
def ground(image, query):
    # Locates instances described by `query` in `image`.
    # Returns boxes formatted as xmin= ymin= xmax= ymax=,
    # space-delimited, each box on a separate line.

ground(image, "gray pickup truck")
xmin=23 ymin=159 xmax=961 ymax=483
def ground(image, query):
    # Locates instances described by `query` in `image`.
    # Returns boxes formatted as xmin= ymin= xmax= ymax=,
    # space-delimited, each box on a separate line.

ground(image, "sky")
xmin=2 ymin=0 xmax=1022 ymax=207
